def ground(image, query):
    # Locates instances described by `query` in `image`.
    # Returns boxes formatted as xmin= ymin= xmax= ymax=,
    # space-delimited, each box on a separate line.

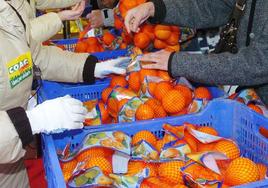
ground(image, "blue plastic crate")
xmin=42 ymin=99 xmax=268 ymax=188
xmin=37 ymin=49 xmax=128 ymax=102
xmin=38 ymin=80 xmax=225 ymax=104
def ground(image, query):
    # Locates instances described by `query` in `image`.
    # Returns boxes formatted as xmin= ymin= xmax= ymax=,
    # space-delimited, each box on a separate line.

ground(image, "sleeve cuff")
xmin=168 ymin=52 xmax=176 ymax=78
xmin=101 ymin=9 xmax=115 ymax=27
xmin=6 ymin=107 xmax=33 ymax=148
xmin=149 ymin=0 xmax=166 ymax=23
xmin=83 ymin=55 xmax=98 ymax=84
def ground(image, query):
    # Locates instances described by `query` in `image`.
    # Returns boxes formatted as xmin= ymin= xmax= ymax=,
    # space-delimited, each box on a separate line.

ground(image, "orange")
xmin=165 ymin=45 xmax=180 ymax=52
xmin=158 ymin=161 xmax=185 ymax=184
xmin=166 ymin=32 xmax=179 ymax=46
xmin=154 ymin=25 xmax=172 ymax=40
xmin=127 ymin=160 xmax=145 ymax=175
xmin=214 ymin=140 xmax=240 ymax=160
xmin=107 ymin=98 xmax=119 ymax=118
xmin=141 ymin=177 xmax=173 ymax=187
xmin=154 ymin=39 xmax=167 ymax=49
xmin=86 ymin=37 xmax=98 ymax=45
xmin=114 ymin=15 xmax=124 ymax=30
xmin=184 ymin=163 xmax=222 ymax=182
xmin=76 ymin=148 xmax=114 ymax=162
xmin=172 ymin=184 xmax=187 ymax=188
xmin=119 ymin=3 xmax=128 ymax=18
xmin=135 ymin=104 xmax=155 ymax=120
xmin=110 ymin=76 xmax=128 ymax=88
xmin=75 ymin=42 xmax=87 ymax=52
xmin=155 ymin=139 xmax=165 ymax=152
xmin=162 ymin=89 xmax=186 ymax=113
xmin=85 ymin=157 xmax=113 ymax=175
xmin=169 ymin=108 xmax=188 ymax=116
xmin=171 ymin=26 xmax=180 ymax=33
xmin=121 ymin=32 xmax=133 ymax=44
xmin=61 ymin=160 xmax=77 ymax=182
xmin=134 ymin=32 xmax=151 ymax=49
xmin=118 ymin=98 xmax=129 ymax=112
xmin=259 ymin=126 xmax=268 ymax=138
xmin=101 ymin=87 xmax=113 ymax=104
xmin=141 ymin=24 xmax=155 ymax=40
xmin=194 ymin=87 xmax=212 ymax=100
xmin=122 ymin=0 xmax=137 ymax=10
xmin=247 ymin=104 xmax=263 ymax=115
xmin=154 ymin=81 xmax=173 ymax=101
xmin=120 ymin=42 xmax=127 ymax=49
xmin=145 ymin=163 xmax=159 ymax=177
xmin=197 ymin=126 xmax=218 ymax=136
xmin=145 ymin=98 xmax=161 ymax=107
xmin=256 ymin=163 xmax=267 ymax=180
xmin=128 ymin=71 xmax=141 ymax=93
xmin=148 ymin=82 xmax=157 ymax=96
xmin=103 ymin=32 xmax=115 ymax=46
xmin=132 ymin=130 xmax=157 ymax=146
xmin=224 ymin=157 xmax=259 ymax=186
xmin=157 ymin=70 xmax=171 ymax=81
xmin=86 ymin=44 xmax=99 ymax=53
xmin=139 ymin=69 xmax=158 ymax=82
xmin=197 ymin=142 xmax=216 ymax=152
xmin=98 ymin=101 xmax=109 ymax=122
xmin=145 ymin=98 xmax=167 ymax=118
xmin=136 ymin=0 xmax=147 ymax=4
xmin=174 ymin=84 xmax=193 ymax=106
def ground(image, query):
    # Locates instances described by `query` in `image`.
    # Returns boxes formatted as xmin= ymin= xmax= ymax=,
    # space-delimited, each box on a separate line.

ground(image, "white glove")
xmin=26 ymin=95 xmax=87 ymax=134
xmin=94 ymin=57 xmax=131 ymax=78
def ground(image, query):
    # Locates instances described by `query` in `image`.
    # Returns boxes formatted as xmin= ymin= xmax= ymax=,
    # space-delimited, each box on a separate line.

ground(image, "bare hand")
xmin=140 ymin=50 xmax=172 ymax=71
xmin=124 ymin=2 xmax=155 ymax=33
xmin=86 ymin=10 xmax=104 ymax=28
xmin=57 ymin=0 xmax=86 ymax=21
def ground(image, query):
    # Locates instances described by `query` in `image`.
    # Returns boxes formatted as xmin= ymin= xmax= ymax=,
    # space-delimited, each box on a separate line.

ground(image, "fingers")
xmin=142 ymin=63 xmax=158 ymax=70
xmin=124 ymin=10 xmax=135 ymax=33
xmin=70 ymin=105 xmax=88 ymax=115
xmin=111 ymin=67 xmax=126 ymax=75
xmin=140 ymin=52 xmax=156 ymax=62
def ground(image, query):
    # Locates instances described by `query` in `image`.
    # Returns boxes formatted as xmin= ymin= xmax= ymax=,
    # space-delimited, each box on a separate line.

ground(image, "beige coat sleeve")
xmin=32 ymin=44 xmax=90 ymax=82
xmin=35 ymin=0 xmax=82 ymax=10
xmin=30 ymin=12 xmax=63 ymax=42
xmin=0 ymin=112 xmax=25 ymax=164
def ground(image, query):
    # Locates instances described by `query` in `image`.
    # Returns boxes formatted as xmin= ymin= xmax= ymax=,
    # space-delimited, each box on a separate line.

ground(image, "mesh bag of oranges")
xmin=228 ymin=88 xmax=268 ymax=117
xmin=83 ymin=70 xmax=221 ymax=126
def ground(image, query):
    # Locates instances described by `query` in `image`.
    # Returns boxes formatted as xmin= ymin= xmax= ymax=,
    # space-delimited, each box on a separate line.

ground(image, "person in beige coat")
xmin=30 ymin=0 xmax=86 ymax=42
xmin=0 ymin=0 xmax=128 ymax=187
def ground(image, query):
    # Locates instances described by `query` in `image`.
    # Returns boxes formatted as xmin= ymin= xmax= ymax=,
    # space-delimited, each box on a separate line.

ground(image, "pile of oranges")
xmin=61 ymin=124 xmax=267 ymax=187
xmin=132 ymin=24 xmax=181 ymax=52
xmin=75 ymin=37 xmax=104 ymax=53
xmin=75 ymin=32 xmax=117 ymax=53
xmin=114 ymin=0 xmax=181 ymax=52
xmin=90 ymin=69 xmax=213 ymax=125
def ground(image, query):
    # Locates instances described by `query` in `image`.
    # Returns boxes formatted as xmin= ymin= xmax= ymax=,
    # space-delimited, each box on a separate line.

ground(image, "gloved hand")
xmin=26 ymin=95 xmax=87 ymax=134
xmin=94 ymin=57 xmax=131 ymax=78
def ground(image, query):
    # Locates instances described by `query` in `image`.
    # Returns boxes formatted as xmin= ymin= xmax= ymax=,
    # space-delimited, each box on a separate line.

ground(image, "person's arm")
xmin=30 ymin=12 xmax=63 ymax=42
xmin=168 ymin=23 xmax=268 ymax=86
xmin=32 ymin=44 xmax=98 ymax=83
xmin=35 ymin=0 xmax=81 ymax=10
xmin=150 ymin=0 xmax=235 ymax=28
xmin=0 ymin=109 xmax=33 ymax=164
xmin=31 ymin=1 xmax=85 ymax=42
